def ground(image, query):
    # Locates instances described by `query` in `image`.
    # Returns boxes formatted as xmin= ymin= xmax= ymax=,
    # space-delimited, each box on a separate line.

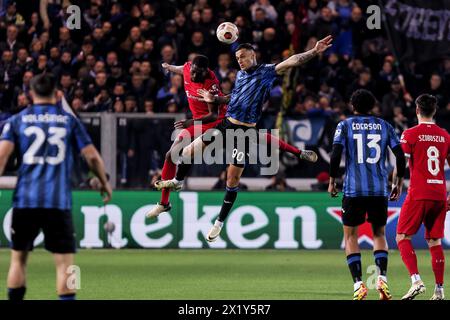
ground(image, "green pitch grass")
xmin=0 ymin=249 xmax=446 ymax=300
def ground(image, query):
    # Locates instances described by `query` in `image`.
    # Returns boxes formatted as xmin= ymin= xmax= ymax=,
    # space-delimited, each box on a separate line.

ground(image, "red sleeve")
xmin=183 ymin=62 xmax=190 ymax=79
xmin=205 ymin=71 xmax=222 ymax=96
xmin=447 ymin=130 xmax=450 ymax=164
xmin=400 ymin=129 xmax=413 ymax=156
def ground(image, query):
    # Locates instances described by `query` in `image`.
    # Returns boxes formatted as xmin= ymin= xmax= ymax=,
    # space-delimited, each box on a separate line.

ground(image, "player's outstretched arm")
xmin=161 ymin=63 xmax=184 ymax=75
xmin=0 ymin=141 xmax=14 ymax=176
xmin=275 ymin=35 xmax=333 ymax=75
xmin=197 ymin=89 xmax=231 ymax=105
xmin=81 ymin=144 xmax=112 ymax=203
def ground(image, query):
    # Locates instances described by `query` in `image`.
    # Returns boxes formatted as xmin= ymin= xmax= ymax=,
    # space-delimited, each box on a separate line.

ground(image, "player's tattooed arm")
xmin=197 ymin=89 xmax=231 ymax=104
xmin=161 ymin=63 xmax=184 ymax=75
xmin=275 ymin=35 xmax=333 ymax=74
xmin=0 ymin=141 xmax=14 ymax=176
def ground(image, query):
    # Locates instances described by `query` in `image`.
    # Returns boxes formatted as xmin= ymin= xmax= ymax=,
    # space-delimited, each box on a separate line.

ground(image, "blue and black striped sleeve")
xmin=0 ymin=116 xmax=17 ymax=144
xmin=332 ymin=121 xmax=347 ymax=146
xmin=72 ymin=117 xmax=93 ymax=151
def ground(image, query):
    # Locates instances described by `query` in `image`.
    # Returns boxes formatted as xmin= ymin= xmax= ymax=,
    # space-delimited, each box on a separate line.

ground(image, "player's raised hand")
xmin=315 ymin=35 xmax=333 ymax=54
xmin=328 ymin=181 xmax=338 ymax=198
xmin=101 ymin=181 xmax=113 ymax=204
xmin=161 ymin=62 xmax=169 ymax=70
xmin=197 ymin=89 xmax=215 ymax=103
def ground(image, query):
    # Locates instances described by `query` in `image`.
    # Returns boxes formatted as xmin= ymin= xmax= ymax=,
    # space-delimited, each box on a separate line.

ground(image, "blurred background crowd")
xmin=0 ymin=0 xmax=448 ymax=189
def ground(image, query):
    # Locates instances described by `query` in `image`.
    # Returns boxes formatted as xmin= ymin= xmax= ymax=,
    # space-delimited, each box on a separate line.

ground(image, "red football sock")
xmin=264 ymin=133 xmax=300 ymax=155
xmin=398 ymin=239 xmax=419 ymax=276
xmin=430 ymin=245 xmax=445 ymax=285
xmin=159 ymin=159 xmax=176 ymax=205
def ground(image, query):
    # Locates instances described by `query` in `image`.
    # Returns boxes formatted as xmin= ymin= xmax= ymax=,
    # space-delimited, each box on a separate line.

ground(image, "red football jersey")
xmin=401 ymin=122 xmax=450 ymax=201
xmin=183 ymin=62 xmax=226 ymax=120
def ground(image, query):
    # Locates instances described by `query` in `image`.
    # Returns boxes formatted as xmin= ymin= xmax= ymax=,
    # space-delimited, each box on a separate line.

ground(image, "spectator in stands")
xmin=251 ymin=0 xmax=278 ymax=24
xmin=0 ymin=2 xmax=25 ymax=29
xmin=215 ymin=53 xmax=234 ymax=82
xmin=157 ymin=19 xmax=184 ymax=62
xmin=0 ymin=24 xmax=24 ymax=54
xmin=220 ymin=77 xmax=233 ymax=95
xmin=156 ymin=73 xmax=187 ymax=111
xmin=265 ymin=172 xmax=295 ymax=191
xmin=346 ymin=67 xmax=374 ymax=99
xmin=427 ymin=73 xmax=448 ymax=109
xmin=381 ymin=78 xmax=408 ymax=121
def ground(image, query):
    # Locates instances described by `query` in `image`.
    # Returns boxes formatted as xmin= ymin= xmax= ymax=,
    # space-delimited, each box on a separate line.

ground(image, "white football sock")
xmin=214 ymin=220 xmax=223 ymax=228
xmin=411 ymin=274 xmax=421 ymax=284
xmin=354 ymin=281 xmax=363 ymax=291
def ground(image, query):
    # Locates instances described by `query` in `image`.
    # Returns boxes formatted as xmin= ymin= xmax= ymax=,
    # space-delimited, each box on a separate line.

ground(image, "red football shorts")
xmin=176 ymin=119 xmax=223 ymax=142
xmin=397 ymin=195 xmax=447 ymax=239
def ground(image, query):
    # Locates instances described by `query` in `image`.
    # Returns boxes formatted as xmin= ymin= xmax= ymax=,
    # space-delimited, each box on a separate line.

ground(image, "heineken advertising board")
xmin=0 ymin=191 xmax=449 ymax=249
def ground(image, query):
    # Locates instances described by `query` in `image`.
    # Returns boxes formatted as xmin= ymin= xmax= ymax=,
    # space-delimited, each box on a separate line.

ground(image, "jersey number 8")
xmin=427 ymin=146 xmax=440 ymax=176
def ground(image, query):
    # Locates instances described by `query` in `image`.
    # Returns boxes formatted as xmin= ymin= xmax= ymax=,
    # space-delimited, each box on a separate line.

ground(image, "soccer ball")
xmin=216 ymin=22 xmax=239 ymax=44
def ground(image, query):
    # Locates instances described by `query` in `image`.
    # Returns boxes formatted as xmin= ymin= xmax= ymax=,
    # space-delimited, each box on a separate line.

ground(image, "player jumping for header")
xmin=329 ymin=89 xmax=406 ymax=300
xmin=156 ymin=36 xmax=333 ymax=241
xmin=395 ymin=94 xmax=450 ymax=300
xmin=147 ymin=54 xmax=317 ymax=218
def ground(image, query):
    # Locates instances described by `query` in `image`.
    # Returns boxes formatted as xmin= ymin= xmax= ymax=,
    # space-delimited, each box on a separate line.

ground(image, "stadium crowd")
xmin=0 ymin=0 xmax=449 ymax=187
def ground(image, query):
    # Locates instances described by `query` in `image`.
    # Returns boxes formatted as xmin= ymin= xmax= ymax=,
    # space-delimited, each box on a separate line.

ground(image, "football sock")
xmin=264 ymin=133 xmax=300 ymax=155
xmin=217 ymin=186 xmax=239 ymax=222
xmin=160 ymin=159 xmax=176 ymax=205
xmin=8 ymin=286 xmax=26 ymax=301
xmin=346 ymin=253 xmax=362 ymax=283
xmin=214 ymin=220 xmax=224 ymax=228
xmin=398 ymin=239 xmax=419 ymax=277
xmin=175 ymin=163 xmax=192 ymax=181
xmin=430 ymin=245 xmax=445 ymax=286
xmin=354 ymin=281 xmax=364 ymax=291
xmin=374 ymin=250 xmax=388 ymax=277
xmin=411 ymin=274 xmax=421 ymax=283
xmin=59 ymin=293 xmax=76 ymax=300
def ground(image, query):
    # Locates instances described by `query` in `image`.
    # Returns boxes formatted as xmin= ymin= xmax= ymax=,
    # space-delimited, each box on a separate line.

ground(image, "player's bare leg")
xmin=372 ymin=225 xmax=391 ymax=300
xmin=397 ymin=233 xmax=426 ymax=300
xmin=427 ymin=238 xmax=445 ymax=300
xmin=207 ymin=164 xmax=244 ymax=242
xmin=261 ymin=132 xmax=318 ymax=162
xmin=54 ymin=253 xmax=76 ymax=299
xmin=343 ymin=226 xmax=367 ymax=300
xmin=7 ymin=250 xmax=29 ymax=300
xmin=155 ymin=136 xmax=206 ymax=191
